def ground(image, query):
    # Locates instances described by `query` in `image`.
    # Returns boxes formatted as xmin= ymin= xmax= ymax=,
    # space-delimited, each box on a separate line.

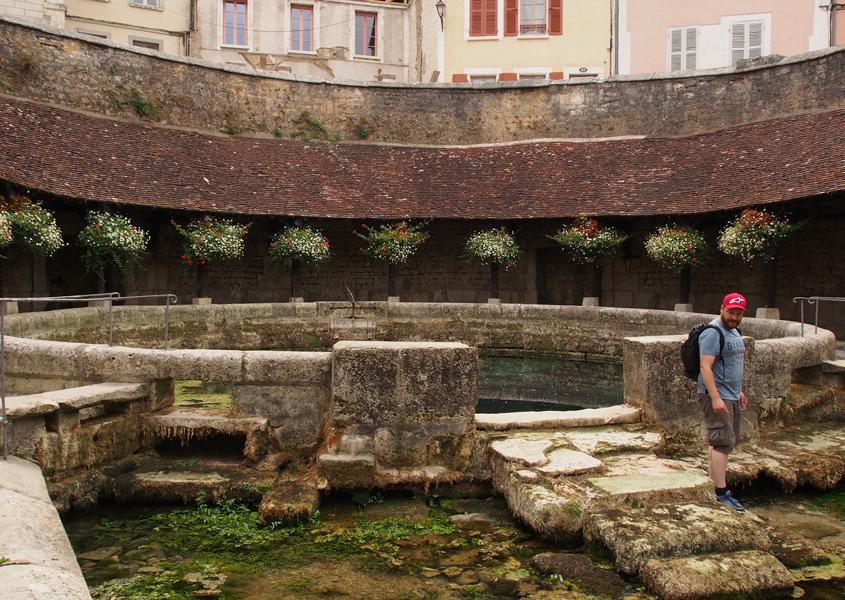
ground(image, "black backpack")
xmin=680 ymin=324 xmax=726 ymax=381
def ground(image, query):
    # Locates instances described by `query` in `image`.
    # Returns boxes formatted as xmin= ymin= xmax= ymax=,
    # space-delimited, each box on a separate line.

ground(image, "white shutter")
xmin=731 ymin=23 xmax=746 ymax=65
xmin=685 ymin=27 xmax=697 ymax=71
xmin=748 ymin=21 xmax=763 ymax=58
xmin=670 ymin=28 xmax=683 ymax=71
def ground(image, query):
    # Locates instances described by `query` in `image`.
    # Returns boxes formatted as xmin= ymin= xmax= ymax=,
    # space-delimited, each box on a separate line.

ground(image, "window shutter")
xmin=748 ymin=21 xmax=763 ymax=58
xmin=731 ymin=23 xmax=746 ymax=65
xmin=470 ymin=0 xmax=483 ymax=35
xmin=484 ymin=0 xmax=498 ymax=35
xmin=685 ymin=27 xmax=697 ymax=71
xmin=669 ymin=28 xmax=682 ymax=71
xmin=548 ymin=0 xmax=562 ymax=35
xmin=505 ymin=0 xmax=518 ymax=36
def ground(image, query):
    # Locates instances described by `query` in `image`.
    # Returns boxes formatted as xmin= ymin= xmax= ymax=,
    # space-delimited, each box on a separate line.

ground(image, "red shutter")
xmin=484 ymin=0 xmax=497 ymax=35
xmin=469 ymin=0 xmax=483 ymax=36
xmin=549 ymin=0 xmax=562 ymax=35
xmin=505 ymin=0 xmax=518 ymax=36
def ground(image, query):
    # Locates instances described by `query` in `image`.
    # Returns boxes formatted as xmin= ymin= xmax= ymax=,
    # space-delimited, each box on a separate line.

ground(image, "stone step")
xmin=583 ymin=502 xmax=773 ymax=576
xmin=639 ymin=550 xmax=793 ymax=600
xmin=587 ymin=471 xmax=712 ymax=506
xmin=375 ymin=465 xmax=463 ymax=486
xmin=476 ymin=405 xmax=640 ymax=431
xmin=6 ymin=382 xmax=149 ymax=418
xmin=258 ymin=479 xmax=320 ymax=526
xmin=821 ymin=358 xmax=845 ymax=373
xmin=489 ymin=435 xmax=604 ymax=476
xmin=145 ymin=409 xmax=271 ymax=462
xmin=318 ymin=452 xmax=376 ymax=489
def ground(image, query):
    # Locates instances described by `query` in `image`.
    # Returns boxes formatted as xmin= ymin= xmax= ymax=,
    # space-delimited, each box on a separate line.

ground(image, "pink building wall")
xmin=624 ymin=0 xmax=823 ymax=74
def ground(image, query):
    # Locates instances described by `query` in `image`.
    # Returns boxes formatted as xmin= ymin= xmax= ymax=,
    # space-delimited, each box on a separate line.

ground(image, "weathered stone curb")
xmin=0 ymin=457 xmax=91 ymax=599
xmin=476 ymin=405 xmax=641 ymax=431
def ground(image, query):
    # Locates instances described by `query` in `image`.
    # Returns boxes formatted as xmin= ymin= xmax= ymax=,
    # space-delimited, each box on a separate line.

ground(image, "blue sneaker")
xmin=716 ymin=490 xmax=746 ymax=513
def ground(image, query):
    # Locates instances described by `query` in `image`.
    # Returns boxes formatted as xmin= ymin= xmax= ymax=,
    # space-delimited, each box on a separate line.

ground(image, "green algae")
xmin=809 ymin=490 xmax=845 ymax=517
xmin=174 ymin=380 xmax=233 ymax=410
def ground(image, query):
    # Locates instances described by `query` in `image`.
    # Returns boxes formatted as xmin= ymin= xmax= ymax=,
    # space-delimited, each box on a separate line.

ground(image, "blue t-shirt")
xmin=696 ymin=318 xmax=745 ymax=402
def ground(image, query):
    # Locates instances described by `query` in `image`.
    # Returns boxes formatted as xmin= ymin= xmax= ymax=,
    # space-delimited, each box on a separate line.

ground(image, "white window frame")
xmin=76 ymin=29 xmax=111 ymax=40
xmin=465 ymin=66 xmax=503 ymax=82
xmin=514 ymin=66 xmax=551 ymax=80
xmin=129 ymin=36 xmax=163 ymax=51
xmin=220 ymin=0 xmax=252 ymax=50
xmin=129 ymin=0 xmax=163 ymax=11
xmin=287 ymin=1 xmax=318 ymax=55
xmin=721 ymin=13 xmax=771 ymax=66
xmin=667 ymin=26 xmax=698 ymax=72
xmin=350 ymin=6 xmax=384 ymax=61
xmin=518 ymin=0 xmax=547 ymax=37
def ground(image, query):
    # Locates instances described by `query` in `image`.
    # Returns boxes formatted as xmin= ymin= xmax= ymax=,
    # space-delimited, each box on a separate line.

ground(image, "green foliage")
xmin=718 ymin=208 xmax=799 ymax=262
xmin=0 ymin=557 xmax=10 ymax=566
xmin=220 ymin=108 xmax=244 ymax=135
xmin=78 ymin=211 xmax=149 ymax=283
xmin=809 ymin=490 xmax=845 ymax=517
xmin=106 ymin=88 xmax=164 ymax=121
xmin=291 ymin=111 xmax=327 ymax=140
xmin=328 ymin=133 xmax=341 ymax=143
xmin=312 ymin=513 xmax=457 ymax=557
xmin=548 ymin=215 xmax=627 ymax=263
xmin=352 ymin=117 xmax=375 ymax=139
xmin=173 ymin=216 xmax=249 ymax=267
xmin=645 ymin=225 xmax=709 ymax=272
xmin=465 ymin=227 xmax=520 ymax=269
xmin=355 ymin=221 xmax=430 ymax=264
xmin=2 ymin=195 xmax=64 ymax=256
xmin=91 ymin=561 xmax=222 ymax=600
xmin=268 ymin=226 xmax=331 ymax=268
xmin=12 ymin=47 xmax=38 ymax=78
xmin=272 ymin=127 xmax=283 ymax=138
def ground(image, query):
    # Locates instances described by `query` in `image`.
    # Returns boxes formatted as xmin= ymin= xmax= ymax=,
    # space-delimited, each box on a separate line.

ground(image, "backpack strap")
xmin=702 ymin=325 xmax=726 ymax=362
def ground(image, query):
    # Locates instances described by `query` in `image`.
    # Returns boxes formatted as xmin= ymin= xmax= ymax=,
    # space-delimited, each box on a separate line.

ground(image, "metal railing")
xmin=792 ymin=296 xmax=845 ymax=336
xmin=1 ymin=292 xmax=177 ymax=460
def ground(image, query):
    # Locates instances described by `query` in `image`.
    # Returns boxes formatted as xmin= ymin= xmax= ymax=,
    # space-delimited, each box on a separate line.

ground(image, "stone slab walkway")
xmin=482 ymin=417 xmax=845 ymax=599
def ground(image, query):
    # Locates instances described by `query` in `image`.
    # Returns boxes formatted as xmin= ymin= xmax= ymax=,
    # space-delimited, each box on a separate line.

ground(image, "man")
xmin=698 ymin=292 xmax=748 ymax=513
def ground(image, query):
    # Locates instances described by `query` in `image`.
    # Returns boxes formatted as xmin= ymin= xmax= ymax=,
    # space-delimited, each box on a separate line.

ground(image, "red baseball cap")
xmin=722 ymin=292 xmax=747 ymax=311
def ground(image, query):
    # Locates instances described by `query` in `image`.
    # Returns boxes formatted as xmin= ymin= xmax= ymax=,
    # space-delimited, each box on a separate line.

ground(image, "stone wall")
xmin=3 ymin=197 xmax=843 ymax=337
xmin=1 ymin=17 xmax=843 ymax=144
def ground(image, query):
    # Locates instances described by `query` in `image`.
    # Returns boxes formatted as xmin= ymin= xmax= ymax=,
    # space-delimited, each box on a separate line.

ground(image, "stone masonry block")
xmin=241 ymin=351 xmax=331 ymax=385
xmin=233 ymin=384 xmax=329 ymax=452
xmin=331 ymin=341 xmax=477 ymax=469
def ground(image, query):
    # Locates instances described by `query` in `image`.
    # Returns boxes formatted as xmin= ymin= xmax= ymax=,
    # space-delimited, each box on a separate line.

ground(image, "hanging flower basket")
xmin=0 ymin=211 xmax=13 ymax=250
xmin=356 ymin=221 xmax=429 ymax=264
xmin=645 ymin=225 xmax=708 ymax=272
xmin=269 ymin=226 xmax=330 ymax=268
xmin=718 ymin=208 xmax=796 ymax=262
xmin=548 ymin=216 xmax=627 ymax=263
xmin=174 ymin=216 xmax=249 ymax=267
xmin=4 ymin=195 xmax=64 ymax=256
xmin=465 ymin=228 xmax=520 ymax=269
xmin=78 ymin=211 xmax=149 ymax=283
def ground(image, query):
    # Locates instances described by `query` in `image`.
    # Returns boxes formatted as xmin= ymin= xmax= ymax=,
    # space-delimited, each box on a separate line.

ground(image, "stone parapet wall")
xmin=1 ymin=17 xmax=843 ymax=144
xmin=0 ymin=457 xmax=91 ymax=599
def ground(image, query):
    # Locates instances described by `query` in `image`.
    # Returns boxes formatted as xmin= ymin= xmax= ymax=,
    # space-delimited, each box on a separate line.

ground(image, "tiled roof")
xmin=1 ymin=97 xmax=843 ymax=219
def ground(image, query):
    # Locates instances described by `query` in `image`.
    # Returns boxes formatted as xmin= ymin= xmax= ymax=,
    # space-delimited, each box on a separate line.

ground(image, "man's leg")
xmin=709 ymin=447 xmax=728 ymax=488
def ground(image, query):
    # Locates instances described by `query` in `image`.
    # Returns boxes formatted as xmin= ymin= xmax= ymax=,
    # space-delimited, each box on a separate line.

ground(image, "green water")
xmin=63 ymin=492 xmax=639 ymax=599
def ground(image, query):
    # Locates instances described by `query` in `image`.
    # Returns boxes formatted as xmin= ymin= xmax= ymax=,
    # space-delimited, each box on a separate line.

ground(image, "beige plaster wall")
xmin=444 ymin=0 xmax=611 ymax=80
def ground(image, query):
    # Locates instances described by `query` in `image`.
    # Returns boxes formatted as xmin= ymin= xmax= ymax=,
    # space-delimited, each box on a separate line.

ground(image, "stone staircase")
xmin=477 ymin=403 xmax=843 ymax=599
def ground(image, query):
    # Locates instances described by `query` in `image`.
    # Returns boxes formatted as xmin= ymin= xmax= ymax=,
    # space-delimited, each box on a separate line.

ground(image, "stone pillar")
xmin=329 ymin=341 xmax=478 ymax=471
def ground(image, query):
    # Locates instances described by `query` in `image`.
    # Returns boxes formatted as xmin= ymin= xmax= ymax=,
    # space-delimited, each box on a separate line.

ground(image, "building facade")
xmin=617 ymin=0 xmax=843 ymax=75
xmin=193 ymin=0 xmax=441 ymax=82
xmin=443 ymin=0 xmax=612 ymax=83
xmin=63 ymin=0 xmax=190 ymax=55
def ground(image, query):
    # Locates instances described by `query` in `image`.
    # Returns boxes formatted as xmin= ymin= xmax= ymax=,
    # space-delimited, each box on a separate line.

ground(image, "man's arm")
xmin=700 ymin=354 xmax=727 ymax=413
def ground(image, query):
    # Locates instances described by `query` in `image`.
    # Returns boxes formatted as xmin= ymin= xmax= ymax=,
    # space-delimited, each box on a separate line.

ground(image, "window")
xmin=131 ymin=38 xmax=162 ymax=51
xmin=470 ymin=74 xmax=497 ymax=83
xmin=130 ymin=0 xmax=161 ymax=8
xmin=519 ymin=0 xmax=546 ymax=35
xmin=731 ymin=21 xmax=763 ymax=65
xmin=519 ymin=73 xmax=547 ymax=80
xmin=355 ymin=11 xmax=377 ymax=56
xmin=469 ymin=0 xmax=497 ymax=37
xmin=77 ymin=29 xmax=110 ymax=40
xmin=223 ymin=0 xmax=248 ymax=47
xmin=290 ymin=4 xmax=314 ymax=52
xmin=669 ymin=26 xmax=697 ymax=72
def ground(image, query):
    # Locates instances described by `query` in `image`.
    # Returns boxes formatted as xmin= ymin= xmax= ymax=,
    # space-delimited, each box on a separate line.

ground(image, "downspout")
xmin=612 ymin=0 xmax=619 ymax=76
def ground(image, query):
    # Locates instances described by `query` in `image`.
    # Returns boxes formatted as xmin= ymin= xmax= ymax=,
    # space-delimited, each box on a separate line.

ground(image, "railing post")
xmin=814 ymin=297 xmax=820 ymax=335
xmin=108 ymin=299 xmax=114 ymax=346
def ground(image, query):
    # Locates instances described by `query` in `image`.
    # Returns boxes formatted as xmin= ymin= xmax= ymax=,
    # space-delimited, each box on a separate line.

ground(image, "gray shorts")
xmin=698 ymin=393 xmax=741 ymax=454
